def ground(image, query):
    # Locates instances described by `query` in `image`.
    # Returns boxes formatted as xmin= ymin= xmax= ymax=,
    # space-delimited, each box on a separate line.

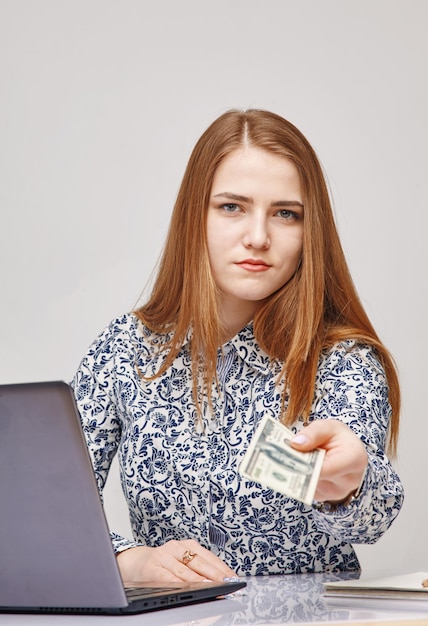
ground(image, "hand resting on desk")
xmin=116 ymin=538 xmax=237 ymax=583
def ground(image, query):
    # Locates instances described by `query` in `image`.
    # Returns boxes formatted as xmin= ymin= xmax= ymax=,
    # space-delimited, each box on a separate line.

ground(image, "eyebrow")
xmin=213 ymin=192 xmax=304 ymax=208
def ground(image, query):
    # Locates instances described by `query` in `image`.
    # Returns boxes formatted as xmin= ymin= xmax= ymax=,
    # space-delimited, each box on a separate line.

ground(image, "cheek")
xmin=206 ymin=220 xmax=232 ymax=260
xmin=206 ymin=215 xmax=218 ymax=254
xmin=206 ymin=232 xmax=218 ymax=263
xmin=281 ymin=234 xmax=303 ymax=262
xmin=206 ymin=232 xmax=224 ymax=274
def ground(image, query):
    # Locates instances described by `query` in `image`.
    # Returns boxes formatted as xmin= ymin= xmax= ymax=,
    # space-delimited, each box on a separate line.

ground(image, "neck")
xmin=218 ymin=302 xmax=260 ymax=344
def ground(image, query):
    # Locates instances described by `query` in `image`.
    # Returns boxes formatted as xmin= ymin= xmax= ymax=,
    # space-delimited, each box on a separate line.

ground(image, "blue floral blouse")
xmin=72 ymin=313 xmax=403 ymax=576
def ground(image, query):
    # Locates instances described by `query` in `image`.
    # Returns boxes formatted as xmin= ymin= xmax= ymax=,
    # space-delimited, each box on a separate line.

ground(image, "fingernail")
xmin=292 ymin=434 xmax=308 ymax=444
xmin=223 ymin=576 xmax=241 ymax=582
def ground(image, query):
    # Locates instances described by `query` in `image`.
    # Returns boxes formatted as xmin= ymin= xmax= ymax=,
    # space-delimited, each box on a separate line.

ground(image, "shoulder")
xmin=74 ymin=313 xmax=170 ymax=389
xmin=317 ymin=340 xmax=386 ymax=385
xmin=85 ymin=313 xmax=163 ymax=361
xmin=312 ymin=341 xmax=392 ymax=438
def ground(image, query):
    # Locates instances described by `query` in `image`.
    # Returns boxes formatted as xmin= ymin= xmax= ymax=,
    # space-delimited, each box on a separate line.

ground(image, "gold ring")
xmin=182 ymin=550 xmax=197 ymax=565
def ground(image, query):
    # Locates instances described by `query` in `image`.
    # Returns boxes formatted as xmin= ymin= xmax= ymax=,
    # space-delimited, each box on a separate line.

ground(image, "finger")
xmin=178 ymin=541 xmax=237 ymax=581
xmin=185 ymin=553 xmax=236 ymax=582
xmin=290 ymin=419 xmax=342 ymax=451
xmin=149 ymin=551 xmax=208 ymax=583
xmin=160 ymin=540 xmax=236 ymax=583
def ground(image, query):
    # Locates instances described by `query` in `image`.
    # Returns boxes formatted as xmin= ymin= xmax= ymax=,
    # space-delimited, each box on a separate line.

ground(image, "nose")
xmin=242 ymin=213 xmax=270 ymax=249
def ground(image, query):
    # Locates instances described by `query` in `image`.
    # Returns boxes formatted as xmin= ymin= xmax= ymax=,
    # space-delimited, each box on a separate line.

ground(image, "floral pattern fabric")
xmin=72 ymin=314 xmax=403 ymax=576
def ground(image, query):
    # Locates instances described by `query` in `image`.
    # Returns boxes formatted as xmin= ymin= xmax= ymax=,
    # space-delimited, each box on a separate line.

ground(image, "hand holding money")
xmin=290 ymin=419 xmax=368 ymax=503
xmin=240 ymin=417 xmax=367 ymax=506
xmin=239 ymin=416 xmax=325 ymax=505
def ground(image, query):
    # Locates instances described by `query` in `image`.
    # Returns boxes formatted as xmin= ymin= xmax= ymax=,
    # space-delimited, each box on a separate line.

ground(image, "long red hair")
xmin=135 ymin=109 xmax=400 ymax=455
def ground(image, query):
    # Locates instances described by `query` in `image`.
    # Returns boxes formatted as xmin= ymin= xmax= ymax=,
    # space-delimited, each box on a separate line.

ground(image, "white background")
xmin=1 ymin=0 xmax=426 ymax=574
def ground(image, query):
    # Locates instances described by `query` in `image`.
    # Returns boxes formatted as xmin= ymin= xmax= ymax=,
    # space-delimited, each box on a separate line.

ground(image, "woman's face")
xmin=207 ymin=146 xmax=304 ymax=335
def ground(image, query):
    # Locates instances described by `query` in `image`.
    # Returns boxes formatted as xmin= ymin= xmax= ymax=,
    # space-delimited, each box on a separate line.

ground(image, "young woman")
xmin=73 ymin=109 xmax=403 ymax=583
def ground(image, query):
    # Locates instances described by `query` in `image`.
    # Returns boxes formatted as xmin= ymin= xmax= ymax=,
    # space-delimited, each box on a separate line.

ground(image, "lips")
xmin=236 ymin=259 xmax=271 ymax=272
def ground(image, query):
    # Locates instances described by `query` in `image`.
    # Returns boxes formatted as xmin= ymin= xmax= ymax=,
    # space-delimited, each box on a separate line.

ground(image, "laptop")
xmin=0 ymin=381 xmax=246 ymax=614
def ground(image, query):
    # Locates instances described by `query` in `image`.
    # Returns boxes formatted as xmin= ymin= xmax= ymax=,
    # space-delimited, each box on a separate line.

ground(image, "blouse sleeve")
xmin=309 ymin=341 xmax=404 ymax=543
xmin=71 ymin=317 xmax=143 ymax=553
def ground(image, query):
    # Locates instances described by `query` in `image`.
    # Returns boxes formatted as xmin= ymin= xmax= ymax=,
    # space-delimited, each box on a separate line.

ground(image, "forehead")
xmin=211 ymin=146 xmax=302 ymax=198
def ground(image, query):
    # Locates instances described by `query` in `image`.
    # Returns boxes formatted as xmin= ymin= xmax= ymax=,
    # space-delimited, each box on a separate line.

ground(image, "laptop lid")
xmin=0 ymin=381 xmax=246 ymax=614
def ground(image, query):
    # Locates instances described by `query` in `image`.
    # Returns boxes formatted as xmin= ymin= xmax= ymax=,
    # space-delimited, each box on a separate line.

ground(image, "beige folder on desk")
xmin=324 ymin=571 xmax=428 ymax=602
xmin=329 ymin=621 xmax=428 ymax=626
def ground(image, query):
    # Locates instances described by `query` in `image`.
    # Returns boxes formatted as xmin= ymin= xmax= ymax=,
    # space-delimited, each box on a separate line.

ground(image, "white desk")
xmin=0 ymin=572 xmax=427 ymax=625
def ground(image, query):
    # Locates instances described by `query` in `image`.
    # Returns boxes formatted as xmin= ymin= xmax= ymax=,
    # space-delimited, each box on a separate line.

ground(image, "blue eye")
xmin=222 ymin=203 xmax=240 ymax=212
xmin=276 ymin=209 xmax=299 ymax=220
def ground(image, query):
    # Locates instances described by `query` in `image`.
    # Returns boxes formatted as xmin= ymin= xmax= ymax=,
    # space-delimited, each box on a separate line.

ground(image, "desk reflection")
xmin=170 ymin=571 xmax=428 ymax=626
xmin=206 ymin=571 xmax=356 ymax=625
xmin=1 ymin=572 xmax=427 ymax=625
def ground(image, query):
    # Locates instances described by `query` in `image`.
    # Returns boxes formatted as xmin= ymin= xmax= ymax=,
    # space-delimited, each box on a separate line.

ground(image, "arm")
xmin=72 ymin=319 xmax=140 ymax=553
xmin=291 ymin=341 xmax=403 ymax=544
xmin=72 ymin=316 xmax=237 ymax=582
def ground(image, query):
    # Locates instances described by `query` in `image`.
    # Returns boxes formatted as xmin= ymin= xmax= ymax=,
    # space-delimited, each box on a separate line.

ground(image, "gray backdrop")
xmin=1 ymin=0 xmax=426 ymax=573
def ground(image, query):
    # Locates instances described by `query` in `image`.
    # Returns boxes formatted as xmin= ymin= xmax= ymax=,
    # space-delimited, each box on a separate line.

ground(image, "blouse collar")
xmin=146 ymin=319 xmax=276 ymax=377
xmin=224 ymin=323 xmax=274 ymax=376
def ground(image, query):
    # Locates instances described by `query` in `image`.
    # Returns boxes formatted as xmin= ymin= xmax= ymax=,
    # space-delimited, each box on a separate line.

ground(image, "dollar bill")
xmin=239 ymin=415 xmax=325 ymax=505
